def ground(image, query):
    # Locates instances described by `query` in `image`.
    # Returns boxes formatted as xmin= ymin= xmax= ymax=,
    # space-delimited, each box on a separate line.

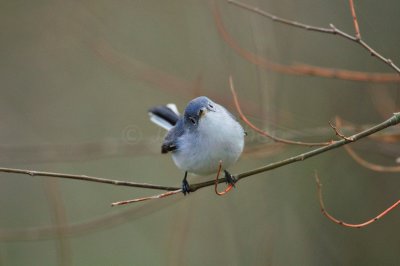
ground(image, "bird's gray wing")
xmin=161 ymin=119 xmax=184 ymax=154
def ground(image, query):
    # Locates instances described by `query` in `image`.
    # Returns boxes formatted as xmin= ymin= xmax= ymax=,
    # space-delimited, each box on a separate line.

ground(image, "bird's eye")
xmin=208 ymin=103 xmax=214 ymax=109
xmin=189 ymin=117 xmax=197 ymax=125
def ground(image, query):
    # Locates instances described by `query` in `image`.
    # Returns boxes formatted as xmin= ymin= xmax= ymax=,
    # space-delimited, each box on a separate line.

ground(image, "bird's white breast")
xmin=172 ymin=106 xmax=244 ymax=175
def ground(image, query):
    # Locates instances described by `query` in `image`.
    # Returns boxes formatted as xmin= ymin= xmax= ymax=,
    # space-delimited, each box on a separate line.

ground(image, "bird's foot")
xmin=182 ymin=178 xmax=191 ymax=195
xmin=224 ymin=170 xmax=237 ymax=187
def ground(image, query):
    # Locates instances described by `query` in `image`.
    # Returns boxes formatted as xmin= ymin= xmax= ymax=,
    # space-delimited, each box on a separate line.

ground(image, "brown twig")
xmin=349 ymin=0 xmax=361 ymax=40
xmin=229 ymin=76 xmax=333 ymax=146
xmin=334 ymin=116 xmax=400 ymax=172
xmin=315 ymin=173 xmax=400 ymax=228
xmin=344 ymin=145 xmax=400 ymax=173
xmin=291 ymin=63 xmax=400 ymax=83
xmin=111 ymin=189 xmax=182 ymax=206
xmin=214 ymin=160 xmax=234 ymax=196
xmin=329 ymin=121 xmax=354 ymax=142
xmin=227 ymin=0 xmax=400 ymax=74
xmin=211 ymin=2 xmax=400 ymax=83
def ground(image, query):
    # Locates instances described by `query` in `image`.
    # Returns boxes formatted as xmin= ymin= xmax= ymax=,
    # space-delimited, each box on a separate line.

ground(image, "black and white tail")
xmin=148 ymin=103 xmax=180 ymax=131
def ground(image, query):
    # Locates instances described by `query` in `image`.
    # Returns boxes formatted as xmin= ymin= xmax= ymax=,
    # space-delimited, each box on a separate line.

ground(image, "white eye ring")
xmin=189 ymin=117 xmax=197 ymax=125
xmin=208 ymin=103 xmax=214 ymax=109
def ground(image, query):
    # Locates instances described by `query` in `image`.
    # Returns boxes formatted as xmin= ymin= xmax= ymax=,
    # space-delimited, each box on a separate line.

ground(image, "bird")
xmin=148 ymin=96 xmax=245 ymax=194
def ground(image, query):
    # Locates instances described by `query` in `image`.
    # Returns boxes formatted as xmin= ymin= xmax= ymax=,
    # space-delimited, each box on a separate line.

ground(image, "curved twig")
xmin=229 ymin=76 xmax=333 ymax=146
xmin=315 ymin=173 xmax=400 ymax=228
xmin=214 ymin=161 xmax=234 ymax=196
xmin=333 ymin=116 xmax=400 ymax=172
xmin=344 ymin=145 xmax=400 ymax=173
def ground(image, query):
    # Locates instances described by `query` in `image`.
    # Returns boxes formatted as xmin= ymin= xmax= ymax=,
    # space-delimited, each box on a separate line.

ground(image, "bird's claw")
xmin=224 ymin=170 xmax=237 ymax=187
xmin=182 ymin=179 xmax=191 ymax=195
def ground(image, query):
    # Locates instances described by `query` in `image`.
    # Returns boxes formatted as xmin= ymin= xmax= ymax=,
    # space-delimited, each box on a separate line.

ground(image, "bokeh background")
xmin=0 ymin=0 xmax=399 ymax=265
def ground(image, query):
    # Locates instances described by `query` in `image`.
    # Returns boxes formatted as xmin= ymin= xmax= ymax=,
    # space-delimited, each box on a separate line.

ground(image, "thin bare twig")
xmin=214 ymin=160 xmax=234 ymax=196
xmin=292 ymin=63 xmax=400 ymax=83
xmin=329 ymin=121 xmax=354 ymax=142
xmin=349 ymin=0 xmax=361 ymax=40
xmin=227 ymin=0 xmax=400 ymax=74
xmin=111 ymin=189 xmax=182 ymax=206
xmin=211 ymin=2 xmax=400 ymax=83
xmin=229 ymin=76 xmax=333 ymax=146
xmin=0 ymin=167 xmax=180 ymax=191
xmin=344 ymin=145 xmax=400 ymax=172
xmin=315 ymin=173 xmax=400 ymax=228
xmin=334 ymin=116 xmax=400 ymax=172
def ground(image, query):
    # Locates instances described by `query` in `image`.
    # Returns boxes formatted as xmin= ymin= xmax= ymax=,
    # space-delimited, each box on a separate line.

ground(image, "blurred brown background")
xmin=0 ymin=0 xmax=399 ymax=265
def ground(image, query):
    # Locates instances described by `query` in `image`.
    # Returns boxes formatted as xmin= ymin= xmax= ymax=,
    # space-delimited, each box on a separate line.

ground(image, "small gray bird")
xmin=149 ymin=96 xmax=245 ymax=194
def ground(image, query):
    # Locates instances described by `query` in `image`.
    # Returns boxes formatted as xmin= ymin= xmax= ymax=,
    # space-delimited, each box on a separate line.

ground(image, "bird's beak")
xmin=199 ymin=107 xmax=208 ymax=119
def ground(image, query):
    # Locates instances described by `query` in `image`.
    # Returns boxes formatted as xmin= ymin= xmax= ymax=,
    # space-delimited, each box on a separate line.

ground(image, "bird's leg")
xmin=224 ymin=170 xmax=237 ymax=187
xmin=182 ymin=171 xmax=191 ymax=195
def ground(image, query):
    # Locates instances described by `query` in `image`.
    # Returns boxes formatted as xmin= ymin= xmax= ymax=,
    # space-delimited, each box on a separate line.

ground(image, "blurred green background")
xmin=0 ymin=0 xmax=399 ymax=265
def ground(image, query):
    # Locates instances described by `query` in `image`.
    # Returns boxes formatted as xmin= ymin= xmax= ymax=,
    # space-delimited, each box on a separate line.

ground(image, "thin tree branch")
xmin=315 ymin=173 xmax=400 ymax=228
xmin=227 ymin=0 xmax=400 ymax=74
xmin=334 ymin=116 xmax=400 ymax=172
xmin=349 ymin=0 xmax=361 ymax=40
xmin=211 ymin=2 xmax=400 ymax=83
xmin=227 ymin=0 xmax=336 ymax=34
xmin=291 ymin=63 xmax=400 ymax=83
xmin=344 ymin=145 xmax=400 ymax=172
xmin=329 ymin=121 xmax=354 ymax=142
xmin=229 ymin=76 xmax=333 ymax=146
xmin=111 ymin=189 xmax=182 ymax=206
xmin=0 ymin=167 xmax=180 ymax=191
